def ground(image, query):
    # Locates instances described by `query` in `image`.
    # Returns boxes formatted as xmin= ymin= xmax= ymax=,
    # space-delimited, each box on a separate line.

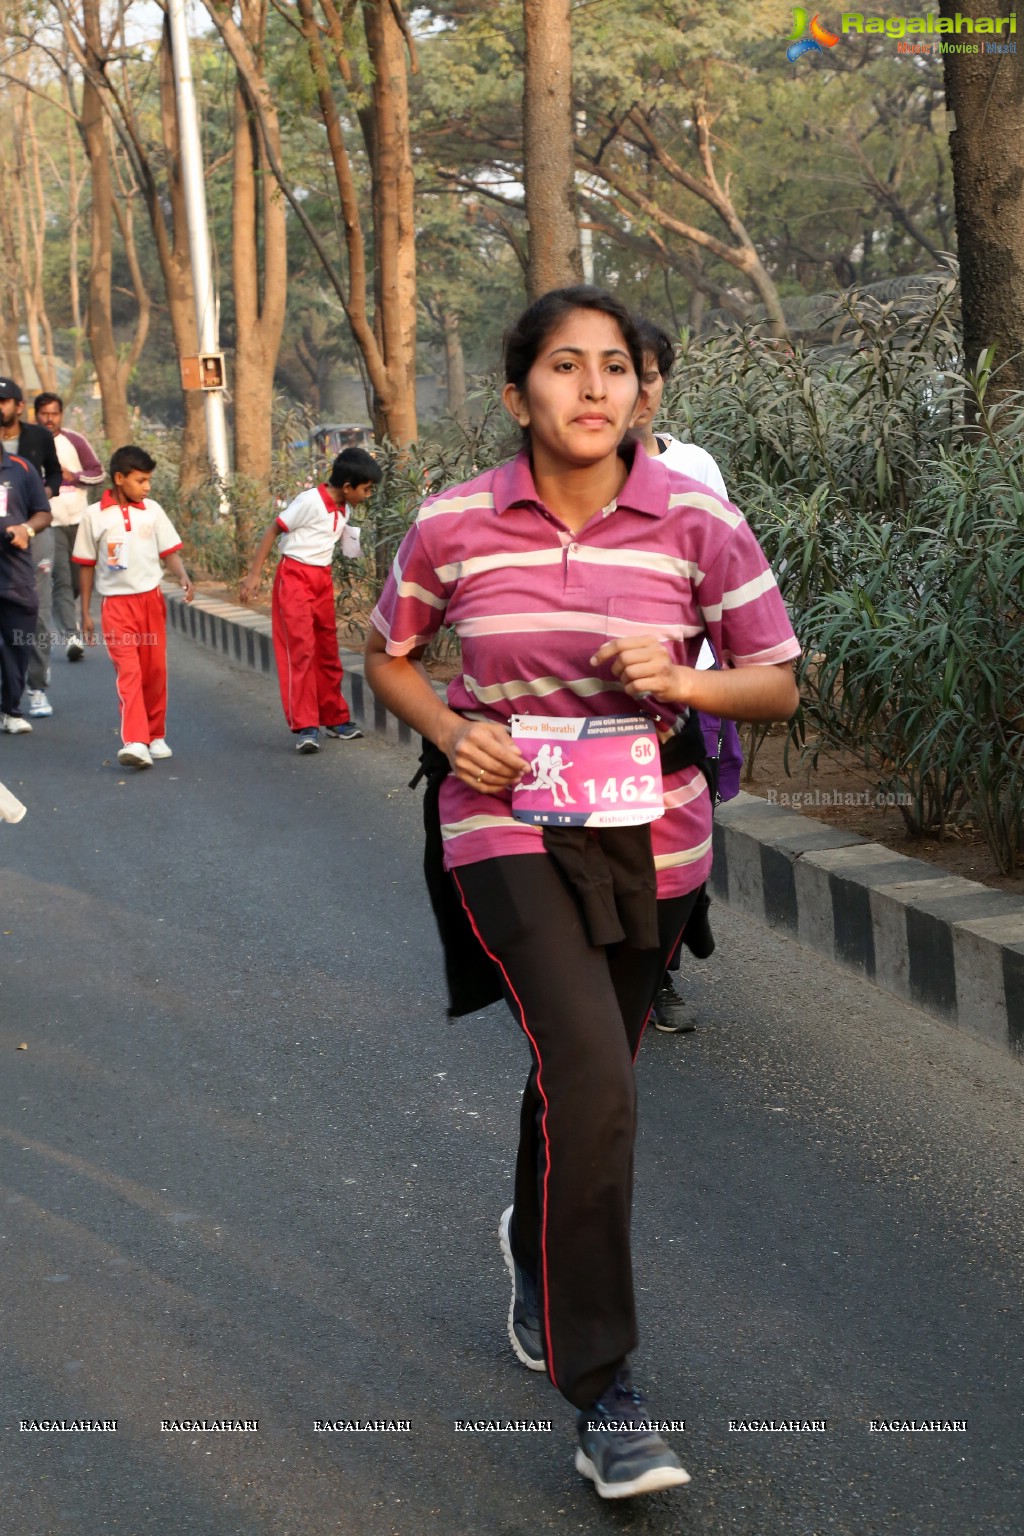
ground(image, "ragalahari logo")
xmin=787 ymin=8 xmax=840 ymax=61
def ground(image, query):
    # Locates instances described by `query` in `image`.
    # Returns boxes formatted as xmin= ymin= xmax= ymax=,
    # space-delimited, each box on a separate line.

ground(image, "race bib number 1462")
xmin=510 ymin=714 xmax=665 ymax=828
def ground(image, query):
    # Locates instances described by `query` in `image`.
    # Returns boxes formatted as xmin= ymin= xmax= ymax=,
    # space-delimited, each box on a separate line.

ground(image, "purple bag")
xmin=699 ymin=713 xmax=743 ymax=803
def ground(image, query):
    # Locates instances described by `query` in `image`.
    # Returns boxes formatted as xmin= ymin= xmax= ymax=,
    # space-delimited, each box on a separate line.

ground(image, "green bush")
xmin=663 ymin=273 xmax=1024 ymax=874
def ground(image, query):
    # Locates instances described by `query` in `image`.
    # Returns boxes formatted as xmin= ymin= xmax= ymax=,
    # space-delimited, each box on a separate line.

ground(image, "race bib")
xmin=105 ymin=533 xmax=129 ymax=571
xmin=510 ymin=715 xmax=664 ymax=828
xmin=0 ymin=485 xmax=9 ymax=520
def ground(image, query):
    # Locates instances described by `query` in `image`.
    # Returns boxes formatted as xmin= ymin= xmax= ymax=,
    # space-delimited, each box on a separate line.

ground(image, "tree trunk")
xmin=63 ymin=76 xmax=85 ymax=375
xmin=0 ymin=133 xmax=25 ymax=377
xmin=362 ymin=0 xmax=417 ymax=443
xmin=523 ymin=0 xmax=582 ymax=299
xmin=940 ymin=0 xmax=1024 ymax=402
xmin=13 ymin=91 xmax=59 ymax=392
xmin=81 ymin=69 xmax=131 ymax=446
xmin=231 ymin=61 xmax=287 ymax=490
xmin=442 ymin=308 xmax=468 ymax=427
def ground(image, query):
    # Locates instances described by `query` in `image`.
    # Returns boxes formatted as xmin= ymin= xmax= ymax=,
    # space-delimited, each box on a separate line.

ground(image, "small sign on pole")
xmin=181 ymin=353 xmax=226 ymax=391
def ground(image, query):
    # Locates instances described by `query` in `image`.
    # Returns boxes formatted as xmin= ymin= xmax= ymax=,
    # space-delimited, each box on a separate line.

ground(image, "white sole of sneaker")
xmin=498 ymin=1207 xmax=546 ymax=1372
xmin=575 ymin=1449 xmax=691 ymax=1498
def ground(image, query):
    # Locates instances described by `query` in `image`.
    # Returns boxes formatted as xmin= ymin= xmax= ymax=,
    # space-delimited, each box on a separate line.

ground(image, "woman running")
xmin=365 ymin=286 xmax=800 ymax=1500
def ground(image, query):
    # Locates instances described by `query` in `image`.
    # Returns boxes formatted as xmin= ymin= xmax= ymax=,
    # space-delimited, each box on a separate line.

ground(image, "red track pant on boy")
xmin=101 ymin=588 xmax=168 ymax=746
xmin=271 ymin=556 xmax=351 ymax=731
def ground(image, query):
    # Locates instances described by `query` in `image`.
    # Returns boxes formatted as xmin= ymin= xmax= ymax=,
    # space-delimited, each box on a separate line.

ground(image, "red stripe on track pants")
xmin=101 ymin=588 xmax=168 ymax=746
xmin=271 ymin=557 xmax=350 ymax=731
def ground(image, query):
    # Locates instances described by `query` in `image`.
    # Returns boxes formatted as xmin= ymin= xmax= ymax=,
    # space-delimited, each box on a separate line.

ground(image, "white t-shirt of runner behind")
xmin=654 ymin=435 xmax=728 ymax=668
xmin=276 ymin=485 xmax=360 ymax=565
xmin=72 ymin=491 xmax=183 ymax=597
xmin=49 ymin=429 xmax=105 ymax=527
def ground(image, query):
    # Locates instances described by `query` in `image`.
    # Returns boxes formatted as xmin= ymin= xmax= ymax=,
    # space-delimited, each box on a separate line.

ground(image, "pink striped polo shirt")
xmin=371 ymin=444 xmax=800 ymax=897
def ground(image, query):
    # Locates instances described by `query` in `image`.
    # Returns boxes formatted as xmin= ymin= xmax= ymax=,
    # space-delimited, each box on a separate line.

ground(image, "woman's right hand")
xmin=442 ymin=718 xmax=528 ymax=794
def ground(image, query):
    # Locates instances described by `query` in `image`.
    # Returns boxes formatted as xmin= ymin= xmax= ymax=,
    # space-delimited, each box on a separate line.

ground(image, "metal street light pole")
xmin=166 ymin=0 xmax=231 ymax=491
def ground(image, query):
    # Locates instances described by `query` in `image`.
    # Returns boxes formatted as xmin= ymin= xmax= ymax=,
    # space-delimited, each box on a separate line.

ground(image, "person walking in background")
xmin=0 ymin=378 xmax=60 ymax=721
xmin=0 ymin=434 xmax=51 ymax=735
xmin=73 ymin=446 xmax=194 ymax=770
xmin=365 ymin=286 xmax=800 ymax=1500
xmin=34 ymin=393 xmax=104 ymax=664
xmin=632 ymin=318 xmax=746 ymax=1034
xmin=239 ymin=447 xmax=378 ymax=753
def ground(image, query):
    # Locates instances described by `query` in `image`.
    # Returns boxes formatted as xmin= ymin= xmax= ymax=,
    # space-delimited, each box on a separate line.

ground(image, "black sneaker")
xmin=498 ymin=1206 xmax=545 ymax=1371
xmin=576 ymin=1372 xmax=690 ymax=1500
xmin=652 ymin=977 xmax=697 ymax=1034
xmin=295 ymin=728 xmax=320 ymax=754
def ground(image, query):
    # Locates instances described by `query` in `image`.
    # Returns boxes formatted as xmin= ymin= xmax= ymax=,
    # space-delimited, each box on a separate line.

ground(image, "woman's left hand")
xmin=591 ymin=635 xmax=692 ymax=706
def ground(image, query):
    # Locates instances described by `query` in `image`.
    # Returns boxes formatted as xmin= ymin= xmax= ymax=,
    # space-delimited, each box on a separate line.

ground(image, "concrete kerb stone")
xmin=168 ymin=589 xmax=1024 ymax=1061
xmin=714 ymin=793 xmax=1024 ymax=1060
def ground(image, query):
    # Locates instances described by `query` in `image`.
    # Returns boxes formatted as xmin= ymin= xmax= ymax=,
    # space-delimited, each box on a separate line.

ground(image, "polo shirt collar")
xmin=492 ymin=440 xmax=668 ymax=519
xmin=100 ymin=489 xmax=145 ymax=511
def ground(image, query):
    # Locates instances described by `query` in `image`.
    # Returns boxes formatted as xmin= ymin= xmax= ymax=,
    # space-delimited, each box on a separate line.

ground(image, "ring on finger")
xmin=475 ymin=768 xmax=485 ymax=784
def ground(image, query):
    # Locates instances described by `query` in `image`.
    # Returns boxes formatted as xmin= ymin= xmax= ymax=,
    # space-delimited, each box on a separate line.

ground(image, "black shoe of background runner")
xmin=652 ymin=978 xmax=697 ymax=1034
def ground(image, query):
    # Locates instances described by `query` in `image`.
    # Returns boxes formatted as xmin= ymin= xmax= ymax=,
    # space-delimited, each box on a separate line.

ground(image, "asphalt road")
xmin=2 ymin=633 xmax=1023 ymax=1536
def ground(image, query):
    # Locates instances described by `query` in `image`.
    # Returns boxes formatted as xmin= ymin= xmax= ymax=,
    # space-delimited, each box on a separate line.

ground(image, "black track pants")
xmin=453 ymin=853 xmax=698 ymax=1411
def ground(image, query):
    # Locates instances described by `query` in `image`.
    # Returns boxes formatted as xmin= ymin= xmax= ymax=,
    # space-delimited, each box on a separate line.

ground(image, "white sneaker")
xmin=1 ymin=713 xmax=32 ymax=734
xmin=67 ymin=635 xmax=85 ymax=662
xmin=118 ymin=741 xmax=152 ymax=769
xmin=26 ymin=689 xmax=53 ymax=717
xmin=149 ymin=738 xmax=173 ymax=760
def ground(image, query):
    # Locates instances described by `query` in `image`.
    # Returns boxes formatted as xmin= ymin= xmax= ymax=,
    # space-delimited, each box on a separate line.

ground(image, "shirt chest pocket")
xmin=606 ymin=596 xmax=691 ymax=644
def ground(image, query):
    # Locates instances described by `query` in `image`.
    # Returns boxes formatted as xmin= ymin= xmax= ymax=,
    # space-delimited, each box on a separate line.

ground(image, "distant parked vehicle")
xmin=308 ymin=422 xmax=375 ymax=457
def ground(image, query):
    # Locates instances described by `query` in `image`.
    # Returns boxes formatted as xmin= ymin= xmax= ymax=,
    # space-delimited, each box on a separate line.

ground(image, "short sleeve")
xmin=153 ymin=504 xmax=183 ymax=557
xmin=693 ymin=449 xmax=727 ymax=500
xmin=276 ymin=492 xmax=313 ymax=535
xmin=72 ymin=511 xmax=98 ymax=565
xmin=370 ymin=517 xmax=451 ymax=656
xmin=698 ymin=514 xmax=801 ymax=669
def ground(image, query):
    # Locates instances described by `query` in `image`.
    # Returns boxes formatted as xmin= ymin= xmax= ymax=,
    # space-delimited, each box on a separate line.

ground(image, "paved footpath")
xmin=2 ymin=633 xmax=1023 ymax=1536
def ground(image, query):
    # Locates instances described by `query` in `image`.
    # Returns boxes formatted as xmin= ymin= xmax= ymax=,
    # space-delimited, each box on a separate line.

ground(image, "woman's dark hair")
xmin=109 ymin=444 xmax=156 ymax=479
xmin=503 ymin=285 xmax=645 ymax=389
xmin=635 ymin=318 xmax=676 ymax=380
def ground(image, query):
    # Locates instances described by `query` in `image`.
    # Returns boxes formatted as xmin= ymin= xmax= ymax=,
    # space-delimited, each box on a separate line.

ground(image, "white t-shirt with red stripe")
xmin=72 ymin=491 xmax=183 ymax=596
xmin=276 ymin=485 xmax=354 ymax=566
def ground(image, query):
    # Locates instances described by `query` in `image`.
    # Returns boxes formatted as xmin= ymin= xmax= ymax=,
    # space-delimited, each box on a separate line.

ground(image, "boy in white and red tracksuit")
xmin=73 ymin=445 xmax=194 ymax=770
xmin=239 ymin=447 xmax=380 ymax=754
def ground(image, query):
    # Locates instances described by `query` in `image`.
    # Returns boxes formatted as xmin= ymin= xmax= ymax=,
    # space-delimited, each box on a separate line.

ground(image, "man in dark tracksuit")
xmin=0 ymin=378 xmax=60 ymax=716
xmin=0 ymin=441 xmax=51 ymax=731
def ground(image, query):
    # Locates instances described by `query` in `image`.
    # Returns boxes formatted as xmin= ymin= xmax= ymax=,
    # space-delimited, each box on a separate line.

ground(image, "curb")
xmin=168 ymin=587 xmax=1024 ymax=1062
xmin=712 ymin=794 xmax=1024 ymax=1059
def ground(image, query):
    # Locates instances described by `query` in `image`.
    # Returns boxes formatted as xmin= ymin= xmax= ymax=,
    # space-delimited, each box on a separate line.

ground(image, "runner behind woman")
xmin=633 ymin=316 xmax=746 ymax=1033
xmin=365 ymin=286 xmax=800 ymax=1500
